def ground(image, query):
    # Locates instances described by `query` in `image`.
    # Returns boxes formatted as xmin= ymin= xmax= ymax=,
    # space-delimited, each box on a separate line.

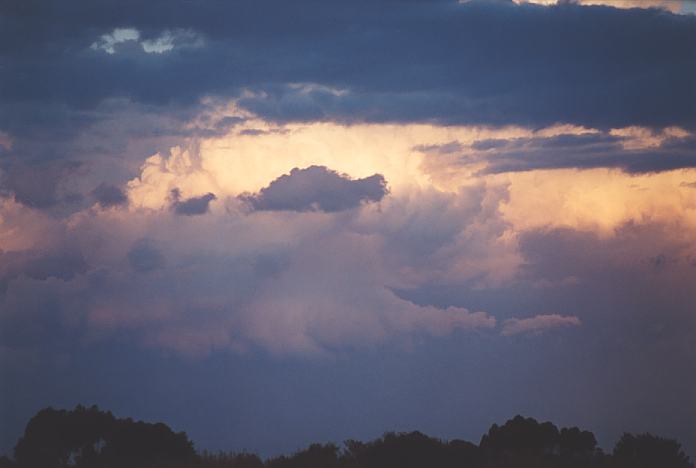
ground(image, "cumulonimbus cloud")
xmin=0 ymin=167 xmax=505 ymax=358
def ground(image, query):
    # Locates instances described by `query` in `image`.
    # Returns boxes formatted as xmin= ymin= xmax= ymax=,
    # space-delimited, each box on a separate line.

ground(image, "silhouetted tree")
xmin=612 ymin=433 xmax=693 ymax=468
xmin=14 ymin=405 xmax=114 ymax=468
xmin=558 ymin=426 xmax=599 ymax=467
xmin=559 ymin=427 xmax=597 ymax=457
xmin=4 ymin=407 xmax=695 ymax=468
xmin=267 ymin=443 xmax=339 ymax=468
xmin=479 ymin=415 xmax=561 ymax=467
xmin=199 ymin=451 xmax=264 ymax=468
xmin=342 ymin=431 xmax=478 ymax=468
xmin=13 ymin=405 xmax=196 ymax=468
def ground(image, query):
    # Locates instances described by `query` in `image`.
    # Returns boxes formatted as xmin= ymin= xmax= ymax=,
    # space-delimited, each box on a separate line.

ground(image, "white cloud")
xmin=90 ymin=28 xmax=140 ymax=54
xmin=511 ymin=0 xmax=685 ymax=14
xmin=91 ymin=28 xmax=203 ymax=55
xmin=141 ymin=29 xmax=204 ymax=54
xmin=141 ymin=31 xmax=176 ymax=54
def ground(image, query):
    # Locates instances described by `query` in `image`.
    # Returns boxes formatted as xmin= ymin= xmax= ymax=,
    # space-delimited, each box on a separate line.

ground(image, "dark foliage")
xmin=3 ymin=407 xmax=693 ymax=468
xmin=12 ymin=405 xmax=195 ymax=468
xmin=613 ymin=433 xmax=693 ymax=468
xmin=342 ymin=431 xmax=479 ymax=468
xmin=198 ymin=452 xmax=264 ymax=468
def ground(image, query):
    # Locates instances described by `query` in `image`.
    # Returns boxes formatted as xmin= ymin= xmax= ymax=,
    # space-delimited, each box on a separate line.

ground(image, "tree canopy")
xmin=2 ymin=406 xmax=692 ymax=468
xmin=12 ymin=405 xmax=195 ymax=468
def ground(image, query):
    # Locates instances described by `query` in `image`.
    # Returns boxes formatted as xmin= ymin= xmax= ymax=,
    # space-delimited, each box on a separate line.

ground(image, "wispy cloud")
xmin=501 ymin=314 xmax=581 ymax=336
xmin=91 ymin=27 xmax=203 ymax=55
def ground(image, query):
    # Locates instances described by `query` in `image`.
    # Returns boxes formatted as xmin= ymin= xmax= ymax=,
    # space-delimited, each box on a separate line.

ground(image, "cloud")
xmin=0 ymin=249 xmax=87 ymax=293
xmin=92 ymin=183 xmax=128 ymax=208
xmin=170 ymin=188 xmax=216 ymax=215
xmin=127 ymin=239 xmax=165 ymax=273
xmin=0 ymin=102 xmax=693 ymax=366
xmin=2 ymin=0 xmax=696 ymax=207
xmin=413 ymin=141 xmax=464 ymax=155
xmin=1 ymin=161 xmax=84 ymax=209
xmin=2 ymin=130 xmax=696 ymax=459
xmin=235 ymin=231 xmax=496 ymax=355
xmin=140 ymin=29 xmax=204 ymax=54
xmin=2 ymin=1 xmax=696 ymax=455
xmin=240 ymin=166 xmax=388 ymax=212
xmin=501 ymin=314 xmax=581 ymax=336
xmin=471 ymin=132 xmax=696 ymax=174
xmin=91 ymin=27 xmax=203 ymax=55
xmin=0 ymin=161 xmax=508 ymax=358
xmin=516 ymin=0 xmax=686 ymax=13
xmin=0 ymin=131 xmax=12 ymax=150
xmin=3 ymin=0 xmax=696 ymax=146
xmin=90 ymin=28 xmax=140 ymax=54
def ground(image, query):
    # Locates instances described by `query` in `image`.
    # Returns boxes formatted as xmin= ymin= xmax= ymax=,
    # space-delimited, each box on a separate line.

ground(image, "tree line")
xmin=0 ymin=405 xmax=692 ymax=468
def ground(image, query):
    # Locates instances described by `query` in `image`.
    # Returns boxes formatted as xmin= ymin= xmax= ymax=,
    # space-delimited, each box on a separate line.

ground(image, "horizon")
xmin=6 ymin=405 xmax=689 ymax=461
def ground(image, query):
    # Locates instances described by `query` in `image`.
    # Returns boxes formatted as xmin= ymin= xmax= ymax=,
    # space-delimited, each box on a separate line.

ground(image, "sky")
xmin=1 ymin=0 xmax=696 ymax=459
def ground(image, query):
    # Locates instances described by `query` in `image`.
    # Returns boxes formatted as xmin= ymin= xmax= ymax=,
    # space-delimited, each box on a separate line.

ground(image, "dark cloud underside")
xmin=171 ymin=189 xmax=216 ymax=215
xmin=2 ymin=0 xmax=695 ymax=133
xmin=241 ymin=166 xmax=388 ymax=212
xmin=92 ymin=183 xmax=128 ymax=208
xmin=474 ymin=134 xmax=696 ymax=174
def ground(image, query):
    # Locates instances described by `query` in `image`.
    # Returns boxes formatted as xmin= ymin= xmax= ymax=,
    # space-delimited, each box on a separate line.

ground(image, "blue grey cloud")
xmin=170 ymin=188 xmax=217 ymax=216
xmin=241 ymin=166 xmax=388 ymax=212
xmin=92 ymin=183 xmax=128 ymax=208
xmin=2 ymin=1 xmax=696 ymax=133
xmin=1 ymin=161 xmax=83 ymax=209
xmin=0 ymin=249 xmax=87 ymax=294
xmin=466 ymin=133 xmax=696 ymax=174
xmin=127 ymin=239 xmax=165 ymax=273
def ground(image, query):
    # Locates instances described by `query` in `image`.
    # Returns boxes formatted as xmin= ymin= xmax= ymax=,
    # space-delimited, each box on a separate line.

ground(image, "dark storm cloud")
xmin=2 ymin=0 xmax=696 ymax=133
xmin=170 ymin=188 xmax=216 ymax=215
xmin=92 ymin=183 xmax=127 ymax=208
xmin=241 ymin=166 xmax=388 ymax=212
xmin=472 ymin=133 xmax=696 ymax=174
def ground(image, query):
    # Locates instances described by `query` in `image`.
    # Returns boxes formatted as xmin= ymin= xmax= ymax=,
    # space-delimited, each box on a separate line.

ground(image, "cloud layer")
xmin=3 ymin=1 xmax=696 ymax=162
